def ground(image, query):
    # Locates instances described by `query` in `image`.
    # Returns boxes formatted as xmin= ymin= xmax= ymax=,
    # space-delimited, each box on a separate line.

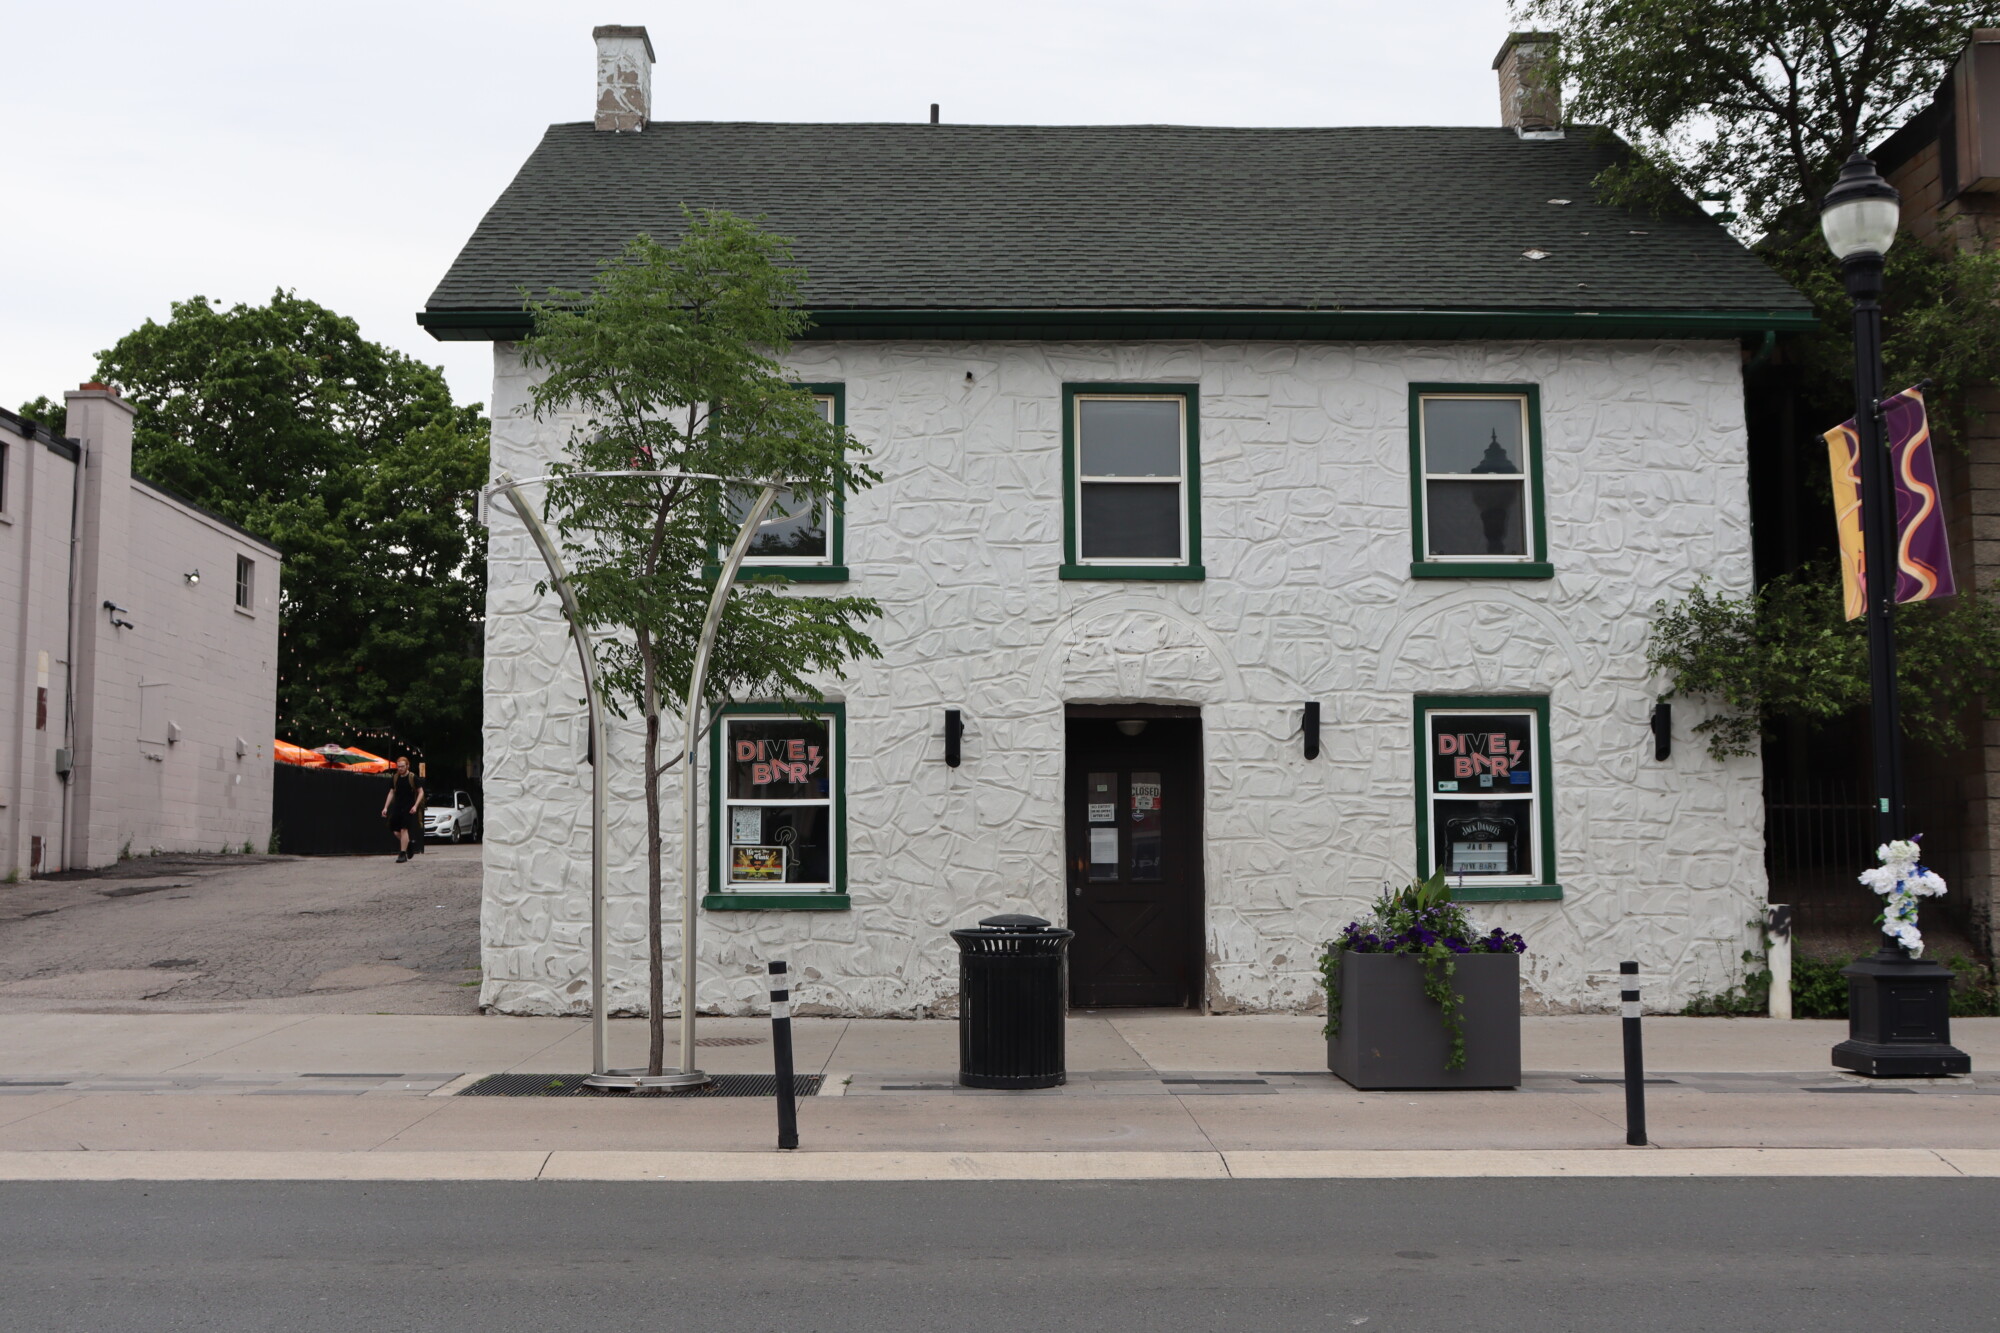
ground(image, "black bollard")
xmin=769 ymin=960 xmax=799 ymax=1150
xmin=1621 ymin=960 xmax=1647 ymax=1146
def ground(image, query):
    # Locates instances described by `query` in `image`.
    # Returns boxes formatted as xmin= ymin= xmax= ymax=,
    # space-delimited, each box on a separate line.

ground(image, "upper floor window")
xmin=725 ymin=385 xmax=848 ymax=582
xmin=1408 ymin=386 xmax=1551 ymax=579
xmin=235 ymin=554 xmax=255 ymax=609
xmin=1061 ymin=384 xmax=1204 ymax=581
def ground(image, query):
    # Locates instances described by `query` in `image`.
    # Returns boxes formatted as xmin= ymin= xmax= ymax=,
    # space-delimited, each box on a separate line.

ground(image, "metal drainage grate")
xmin=1572 ymin=1076 xmax=1678 ymax=1086
xmin=695 ymin=1037 xmax=767 ymax=1047
xmin=459 ymin=1073 xmax=821 ymax=1098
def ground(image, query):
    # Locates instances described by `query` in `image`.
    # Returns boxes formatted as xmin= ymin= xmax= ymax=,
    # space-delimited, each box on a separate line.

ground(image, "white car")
xmin=424 ymin=791 xmax=481 ymax=843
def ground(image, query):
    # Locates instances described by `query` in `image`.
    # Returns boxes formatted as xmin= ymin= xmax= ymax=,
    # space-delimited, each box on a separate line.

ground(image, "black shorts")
xmin=389 ymin=807 xmax=419 ymax=834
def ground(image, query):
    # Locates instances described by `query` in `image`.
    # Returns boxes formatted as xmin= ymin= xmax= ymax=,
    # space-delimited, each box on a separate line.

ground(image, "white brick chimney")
xmin=594 ymin=25 xmax=655 ymax=132
xmin=1493 ymin=32 xmax=1562 ymax=138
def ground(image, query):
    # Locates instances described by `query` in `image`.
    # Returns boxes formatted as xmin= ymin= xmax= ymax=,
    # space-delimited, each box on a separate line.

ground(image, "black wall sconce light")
xmin=103 ymin=600 xmax=134 ymax=630
xmin=1650 ymin=702 xmax=1671 ymax=761
xmin=944 ymin=708 xmax=963 ymax=768
xmin=1302 ymin=702 xmax=1321 ymax=760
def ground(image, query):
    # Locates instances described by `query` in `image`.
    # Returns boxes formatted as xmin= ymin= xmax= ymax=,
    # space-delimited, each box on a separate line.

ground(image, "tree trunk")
xmin=638 ymin=629 xmax=666 ymax=1078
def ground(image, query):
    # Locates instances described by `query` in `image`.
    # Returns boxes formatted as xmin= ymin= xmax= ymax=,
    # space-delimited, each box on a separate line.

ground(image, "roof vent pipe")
xmin=1493 ymin=32 xmax=1562 ymax=138
xmin=594 ymin=25 xmax=655 ymax=131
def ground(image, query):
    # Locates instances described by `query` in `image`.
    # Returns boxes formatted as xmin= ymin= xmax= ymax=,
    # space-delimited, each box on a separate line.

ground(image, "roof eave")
xmin=417 ymin=305 xmax=1820 ymax=343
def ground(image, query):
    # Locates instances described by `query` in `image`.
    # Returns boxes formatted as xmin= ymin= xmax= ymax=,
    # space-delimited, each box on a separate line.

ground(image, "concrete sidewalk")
xmin=0 ymin=1011 xmax=1995 ymax=1178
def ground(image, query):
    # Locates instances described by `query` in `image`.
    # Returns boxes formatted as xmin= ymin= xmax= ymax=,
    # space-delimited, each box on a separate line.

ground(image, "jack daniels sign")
xmin=1429 ymin=713 xmax=1534 ymax=878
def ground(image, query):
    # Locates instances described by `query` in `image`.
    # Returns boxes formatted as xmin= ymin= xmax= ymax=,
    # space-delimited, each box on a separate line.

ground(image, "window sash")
xmin=1422 ymin=707 xmax=1542 ymax=886
xmin=235 ymin=556 xmax=253 ymax=608
xmin=1072 ymin=394 xmax=1189 ymax=565
xmin=717 ymin=712 xmax=840 ymax=892
xmin=1418 ymin=394 xmax=1534 ymax=563
xmin=739 ymin=393 xmax=837 ymax=567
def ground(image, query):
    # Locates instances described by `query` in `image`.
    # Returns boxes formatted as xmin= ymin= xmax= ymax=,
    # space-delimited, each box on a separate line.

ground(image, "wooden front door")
xmin=1065 ymin=716 xmax=1202 ymax=1008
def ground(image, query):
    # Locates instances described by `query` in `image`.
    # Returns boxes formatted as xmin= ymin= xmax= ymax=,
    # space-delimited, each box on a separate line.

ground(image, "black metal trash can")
xmin=953 ymin=913 xmax=1073 ymax=1089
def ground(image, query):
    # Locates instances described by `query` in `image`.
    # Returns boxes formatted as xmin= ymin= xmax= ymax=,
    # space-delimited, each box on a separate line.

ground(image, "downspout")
xmin=1745 ymin=329 xmax=1778 ymax=374
xmin=57 ymin=437 xmax=84 ymax=872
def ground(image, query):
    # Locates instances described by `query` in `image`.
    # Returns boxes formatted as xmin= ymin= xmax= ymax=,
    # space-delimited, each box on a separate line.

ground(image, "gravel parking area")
xmin=0 ymin=846 xmax=481 ymax=1014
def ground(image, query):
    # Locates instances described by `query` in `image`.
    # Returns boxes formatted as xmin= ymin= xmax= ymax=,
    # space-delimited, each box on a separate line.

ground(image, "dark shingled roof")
xmin=422 ymin=122 xmax=1810 ymax=335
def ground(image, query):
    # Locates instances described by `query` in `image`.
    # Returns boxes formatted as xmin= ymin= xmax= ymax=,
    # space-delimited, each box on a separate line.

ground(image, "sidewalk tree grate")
xmin=695 ymin=1037 xmax=767 ymax=1047
xmin=458 ymin=1073 xmax=821 ymax=1098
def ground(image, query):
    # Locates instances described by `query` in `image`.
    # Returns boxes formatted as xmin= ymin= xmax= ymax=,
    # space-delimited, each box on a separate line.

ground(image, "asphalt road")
xmin=0 ymin=846 xmax=481 ymax=1014
xmin=2 ymin=1178 xmax=1992 ymax=1332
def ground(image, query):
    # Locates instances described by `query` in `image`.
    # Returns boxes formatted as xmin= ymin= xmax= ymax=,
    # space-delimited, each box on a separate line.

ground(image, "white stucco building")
xmin=424 ymin=29 xmax=1815 ymax=1016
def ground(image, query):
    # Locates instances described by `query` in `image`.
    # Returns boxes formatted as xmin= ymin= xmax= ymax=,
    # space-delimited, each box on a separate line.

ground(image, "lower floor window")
xmin=714 ymin=706 xmax=843 ymax=894
xmin=1415 ymin=696 xmax=1553 ymax=891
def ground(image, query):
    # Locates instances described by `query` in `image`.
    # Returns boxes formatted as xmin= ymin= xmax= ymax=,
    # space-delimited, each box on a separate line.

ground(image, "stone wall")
xmin=480 ymin=338 xmax=1767 ymax=1016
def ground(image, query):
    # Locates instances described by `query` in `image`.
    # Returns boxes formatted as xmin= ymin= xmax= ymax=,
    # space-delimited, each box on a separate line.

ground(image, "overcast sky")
xmin=3 ymin=0 xmax=1514 ymax=411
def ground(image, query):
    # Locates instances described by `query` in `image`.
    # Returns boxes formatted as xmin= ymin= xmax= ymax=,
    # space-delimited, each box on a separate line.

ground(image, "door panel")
xmin=1066 ymin=718 xmax=1201 ymax=1008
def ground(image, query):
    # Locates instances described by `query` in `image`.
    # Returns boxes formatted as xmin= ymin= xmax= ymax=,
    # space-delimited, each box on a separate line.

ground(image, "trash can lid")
xmin=978 ymin=913 xmax=1051 ymax=931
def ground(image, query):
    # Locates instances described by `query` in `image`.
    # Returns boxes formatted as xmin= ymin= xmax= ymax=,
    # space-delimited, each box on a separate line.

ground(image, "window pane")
xmin=1080 ymin=482 xmax=1181 ymax=560
xmin=1432 ymin=798 xmax=1532 ymax=878
xmin=727 ymin=804 xmax=831 ymax=885
xmin=732 ymin=485 xmax=826 ymax=559
xmin=1423 ymin=398 xmax=1524 ymax=474
xmin=1426 ymin=479 xmax=1525 ymax=556
xmin=1129 ymin=771 xmax=1163 ymax=882
xmin=1087 ymin=772 xmax=1119 ymax=881
xmin=726 ymin=719 xmax=832 ymax=801
xmin=1079 ymin=399 xmax=1182 ymax=476
xmin=1428 ymin=714 xmax=1534 ymax=795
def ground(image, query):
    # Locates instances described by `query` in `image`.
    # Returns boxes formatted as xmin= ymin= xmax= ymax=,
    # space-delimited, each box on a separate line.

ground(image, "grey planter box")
xmin=1327 ymin=950 xmax=1522 ymax=1090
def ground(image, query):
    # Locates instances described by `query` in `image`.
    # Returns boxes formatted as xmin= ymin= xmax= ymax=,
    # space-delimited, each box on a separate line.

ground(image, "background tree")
xmin=1515 ymin=0 xmax=2000 ymax=742
xmin=524 ymin=215 xmax=881 ymax=1075
xmin=78 ymin=292 xmax=489 ymax=779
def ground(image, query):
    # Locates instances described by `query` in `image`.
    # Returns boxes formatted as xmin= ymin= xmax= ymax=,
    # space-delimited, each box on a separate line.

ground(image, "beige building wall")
xmin=0 ymin=387 xmax=281 ymax=877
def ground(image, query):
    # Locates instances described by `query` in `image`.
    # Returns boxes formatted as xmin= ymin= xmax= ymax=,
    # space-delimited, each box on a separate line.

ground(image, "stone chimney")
xmin=594 ymin=25 xmax=655 ymax=131
xmin=1493 ymin=32 xmax=1561 ymax=137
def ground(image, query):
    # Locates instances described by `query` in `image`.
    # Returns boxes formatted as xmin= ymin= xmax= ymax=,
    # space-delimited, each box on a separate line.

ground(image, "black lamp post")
xmin=1819 ymin=154 xmax=1970 ymax=1078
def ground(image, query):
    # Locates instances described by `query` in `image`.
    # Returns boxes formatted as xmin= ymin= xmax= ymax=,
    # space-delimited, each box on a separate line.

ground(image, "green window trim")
xmin=707 ymin=700 xmax=850 ymax=910
xmin=729 ymin=383 xmax=849 ymax=583
xmin=1412 ymin=693 xmax=1561 ymax=903
xmin=1060 ymin=382 xmax=1203 ymax=581
xmin=1407 ymin=383 xmax=1548 ymax=579
xmin=704 ymin=893 xmax=853 ymax=911
xmin=1409 ymin=561 xmax=1555 ymax=581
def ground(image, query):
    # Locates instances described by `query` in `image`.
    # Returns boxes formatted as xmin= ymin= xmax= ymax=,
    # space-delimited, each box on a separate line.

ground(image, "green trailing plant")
xmin=1648 ymin=567 xmax=2000 ymax=760
xmin=1320 ymin=869 xmax=1527 ymax=1070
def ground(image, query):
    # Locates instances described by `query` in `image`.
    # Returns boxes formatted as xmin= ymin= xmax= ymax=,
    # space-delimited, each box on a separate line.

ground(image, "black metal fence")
xmin=1764 ymin=778 xmax=1977 ymax=939
xmin=272 ymin=762 xmax=398 ymax=857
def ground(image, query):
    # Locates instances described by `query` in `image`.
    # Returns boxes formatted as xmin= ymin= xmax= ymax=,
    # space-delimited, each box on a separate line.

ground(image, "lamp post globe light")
xmin=1820 ymin=153 xmax=1970 ymax=1078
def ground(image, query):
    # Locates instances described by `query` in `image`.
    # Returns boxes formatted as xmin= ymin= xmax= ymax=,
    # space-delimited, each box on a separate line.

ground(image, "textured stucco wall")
xmin=481 ymin=338 xmax=1766 ymax=1017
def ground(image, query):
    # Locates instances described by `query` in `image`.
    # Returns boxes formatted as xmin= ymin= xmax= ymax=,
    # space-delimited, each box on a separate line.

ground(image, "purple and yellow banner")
xmin=1823 ymin=386 xmax=1955 ymax=621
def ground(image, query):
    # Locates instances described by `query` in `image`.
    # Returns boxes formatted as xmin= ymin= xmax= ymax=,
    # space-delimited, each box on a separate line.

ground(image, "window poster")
xmin=730 ymin=846 xmax=787 ymax=883
xmin=731 ymin=807 xmax=762 ymax=845
xmin=1430 ymin=714 xmax=1533 ymax=793
xmin=1129 ymin=770 xmax=1163 ymax=882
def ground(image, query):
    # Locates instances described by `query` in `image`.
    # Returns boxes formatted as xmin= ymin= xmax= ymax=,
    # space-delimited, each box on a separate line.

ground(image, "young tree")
xmin=524 ymin=214 xmax=881 ymax=1076
xmin=87 ymin=292 xmax=489 ymax=777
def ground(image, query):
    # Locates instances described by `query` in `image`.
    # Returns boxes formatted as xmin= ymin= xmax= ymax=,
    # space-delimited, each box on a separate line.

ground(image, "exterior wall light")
xmin=1650 ymin=702 xmax=1671 ymax=761
xmin=1303 ymin=702 xmax=1321 ymax=760
xmin=944 ymin=708 xmax=963 ymax=767
xmin=184 ymin=569 xmax=201 ymax=585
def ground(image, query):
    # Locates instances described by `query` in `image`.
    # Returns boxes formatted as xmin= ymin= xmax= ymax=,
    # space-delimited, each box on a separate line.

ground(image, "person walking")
xmin=381 ymin=756 xmax=425 ymax=863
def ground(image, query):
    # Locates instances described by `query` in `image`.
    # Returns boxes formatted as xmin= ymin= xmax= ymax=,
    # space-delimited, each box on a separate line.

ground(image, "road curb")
xmin=0 ymin=1147 xmax=1993 ymax=1182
